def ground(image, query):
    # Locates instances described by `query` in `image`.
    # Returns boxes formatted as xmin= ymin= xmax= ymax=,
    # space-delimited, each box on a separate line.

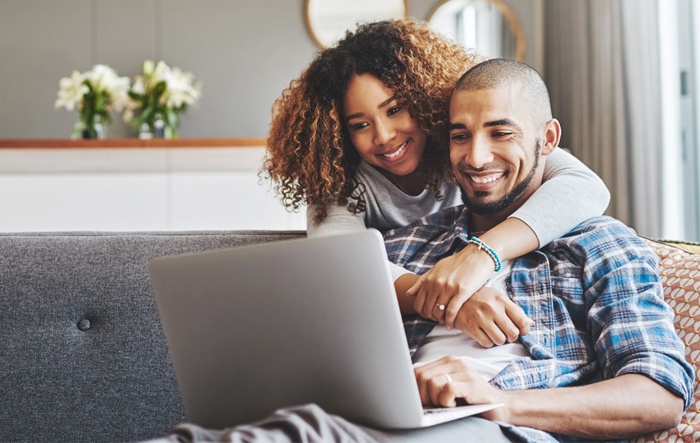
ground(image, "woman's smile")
xmin=378 ymin=140 xmax=409 ymax=160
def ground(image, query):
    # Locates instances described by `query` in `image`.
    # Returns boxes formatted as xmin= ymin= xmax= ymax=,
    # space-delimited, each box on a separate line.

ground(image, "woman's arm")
xmin=306 ymin=203 xmax=366 ymax=237
xmin=510 ymin=147 xmax=611 ymax=247
xmin=410 ymin=148 xmax=610 ymax=329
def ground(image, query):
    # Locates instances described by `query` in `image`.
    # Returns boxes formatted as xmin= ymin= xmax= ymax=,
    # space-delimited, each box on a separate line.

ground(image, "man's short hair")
xmin=454 ymin=58 xmax=552 ymax=128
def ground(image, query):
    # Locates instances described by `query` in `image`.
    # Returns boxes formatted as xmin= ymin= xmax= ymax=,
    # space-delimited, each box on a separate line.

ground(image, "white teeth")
xmin=382 ymin=142 xmax=407 ymax=158
xmin=470 ymin=174 xmax=501 ymax=184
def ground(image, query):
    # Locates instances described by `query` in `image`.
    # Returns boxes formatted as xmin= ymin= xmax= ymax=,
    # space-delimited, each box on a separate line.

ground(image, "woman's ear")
xmin=541 ymin=118 xmax=562 ymax=155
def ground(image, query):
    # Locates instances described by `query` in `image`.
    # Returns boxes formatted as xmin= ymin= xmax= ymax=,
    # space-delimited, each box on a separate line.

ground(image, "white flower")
xmin=82 ymin=64 xmax=131 ymax=111
xmin=122 ymin=76 xmax=144 ymax=123
xmin=142 ymin=60 xmax=155 ymax=77
xmin=121 ymin=97 xmax=140 ymax=123
xmin=149 ymin=60 xmax=170 ymax=88
xmin=131 ymin=76 xmax=145 ymax=95
xmin=54 ymin=70 xmax=88 ymax=111
xmin=55 ymin=64 xmax=133 ymax=139
xmin=124 ymin=60 xmax=201 ymax=134
xmin=85 ymin=64 xmax=113 ymax=91
xmin=161 ymin=67 xmax=201 ymax=109
xmin=109 ymin=75 xmax=131 ymax=112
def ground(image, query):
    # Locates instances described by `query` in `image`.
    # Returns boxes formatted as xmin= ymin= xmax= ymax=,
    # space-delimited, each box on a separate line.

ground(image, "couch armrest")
xmin=633 ymin=239 xmax=700 ymax=443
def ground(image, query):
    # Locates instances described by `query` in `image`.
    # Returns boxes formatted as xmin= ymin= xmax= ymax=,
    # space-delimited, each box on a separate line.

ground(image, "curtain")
xmin=544 ymin=0 xmax=663 ymax=238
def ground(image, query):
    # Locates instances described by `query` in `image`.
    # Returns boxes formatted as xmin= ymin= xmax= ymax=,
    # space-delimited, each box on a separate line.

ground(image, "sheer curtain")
xmin=544 ymin=0 xmax=664 ymax=238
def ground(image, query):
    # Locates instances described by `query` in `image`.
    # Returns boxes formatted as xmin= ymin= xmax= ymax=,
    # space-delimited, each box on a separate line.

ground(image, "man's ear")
xmin=540 ymin=118 xmax=561 ymax=155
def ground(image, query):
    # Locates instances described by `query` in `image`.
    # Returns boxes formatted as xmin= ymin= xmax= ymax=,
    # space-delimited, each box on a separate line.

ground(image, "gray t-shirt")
xmin=307 ymin=148 xmax=610 ymax=280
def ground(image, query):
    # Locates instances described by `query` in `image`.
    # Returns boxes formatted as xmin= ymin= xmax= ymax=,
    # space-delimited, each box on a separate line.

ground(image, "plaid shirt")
xmin=384 ymin=206 xmax=694 ymax=442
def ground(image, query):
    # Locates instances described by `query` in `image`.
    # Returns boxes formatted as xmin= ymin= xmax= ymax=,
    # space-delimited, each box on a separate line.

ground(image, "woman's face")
xmin=342 ymin=73 xmax=427 ymax=177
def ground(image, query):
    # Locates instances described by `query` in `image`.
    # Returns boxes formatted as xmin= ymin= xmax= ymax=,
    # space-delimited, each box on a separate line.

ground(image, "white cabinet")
xmin=0 ymin=145 xmax=306 ymax=232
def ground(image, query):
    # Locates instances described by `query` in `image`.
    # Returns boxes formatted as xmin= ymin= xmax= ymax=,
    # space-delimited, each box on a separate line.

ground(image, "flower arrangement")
xmin=123 ymin=60 xmax=202 ymax=139
xmin=54 ymin=64 xmax=130 ymax=139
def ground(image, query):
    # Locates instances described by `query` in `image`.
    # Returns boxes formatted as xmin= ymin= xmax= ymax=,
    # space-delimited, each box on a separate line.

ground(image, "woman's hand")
xmin=414 ymin=356 xmax=509 ymax=421
xmin=406 ymin=243 xmax=496 ymax=328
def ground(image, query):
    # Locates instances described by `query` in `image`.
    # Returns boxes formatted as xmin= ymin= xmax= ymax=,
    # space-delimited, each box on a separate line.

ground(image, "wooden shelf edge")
xmin=0 ymin=138 xmax=267 ymax=149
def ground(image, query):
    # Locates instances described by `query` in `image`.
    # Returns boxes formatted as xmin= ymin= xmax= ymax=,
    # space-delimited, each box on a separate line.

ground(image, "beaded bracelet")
xmin=466 ymin=236 xmax=502 ymax=272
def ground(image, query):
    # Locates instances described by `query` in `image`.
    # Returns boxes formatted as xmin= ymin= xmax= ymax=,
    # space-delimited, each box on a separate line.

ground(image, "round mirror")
xmin=428 ymin=0 xmax=526 ymax=61
xmin=305 ymin=0 xmax=409 ymax=49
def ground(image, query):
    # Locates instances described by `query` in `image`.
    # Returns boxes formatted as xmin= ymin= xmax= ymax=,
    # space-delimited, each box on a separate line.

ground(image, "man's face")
xmin=449 ymin=84 xmax=545 ymax=215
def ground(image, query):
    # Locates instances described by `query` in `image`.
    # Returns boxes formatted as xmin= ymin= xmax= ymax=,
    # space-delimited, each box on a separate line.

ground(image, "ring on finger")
xmin=436 ymin=302 xmax=446 ymax=311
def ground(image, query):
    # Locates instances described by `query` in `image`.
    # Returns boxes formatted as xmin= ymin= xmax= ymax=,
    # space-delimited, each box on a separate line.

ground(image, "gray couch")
xmin=0 ymin=230 xmax=305 ymax=443
xmin=2 ymin=230 xmax=699 ymax=443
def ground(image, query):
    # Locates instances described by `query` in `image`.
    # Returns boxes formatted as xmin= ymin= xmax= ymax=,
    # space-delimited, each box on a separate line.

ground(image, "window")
xmin=660 ymin=0 xmax=700 ymax=241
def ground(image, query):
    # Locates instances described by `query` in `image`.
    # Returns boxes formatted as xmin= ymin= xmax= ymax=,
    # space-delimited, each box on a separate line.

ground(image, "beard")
xmin=461 ymin=141 xmax=541 ymax=215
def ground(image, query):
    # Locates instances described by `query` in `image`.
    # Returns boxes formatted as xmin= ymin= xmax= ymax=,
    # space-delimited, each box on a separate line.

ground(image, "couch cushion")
xmin=633 ymin=239 xmax=700 ymax=443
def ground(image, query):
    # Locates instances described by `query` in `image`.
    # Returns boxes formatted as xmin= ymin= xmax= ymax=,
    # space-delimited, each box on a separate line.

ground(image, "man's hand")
xmin=454 ymin=287 xmax=532 ymax=347
xmin=393 ymin=273 xmax=422 ymax=315
xmin=414 ymin=356 xmax=509 ymax=421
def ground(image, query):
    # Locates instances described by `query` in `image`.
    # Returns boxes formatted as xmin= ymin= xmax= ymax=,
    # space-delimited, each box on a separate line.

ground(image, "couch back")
xmin=0 ymin=231 xmax=305 ymax=443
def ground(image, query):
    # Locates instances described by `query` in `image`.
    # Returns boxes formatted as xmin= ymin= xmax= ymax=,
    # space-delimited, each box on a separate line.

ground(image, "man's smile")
xmin=469 ymin=172 xmax=504 ymax=184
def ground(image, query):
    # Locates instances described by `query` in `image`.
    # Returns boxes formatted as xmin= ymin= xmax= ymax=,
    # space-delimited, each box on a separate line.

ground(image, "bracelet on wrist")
xmin=466 ymin=236 xmax=502 ymax=272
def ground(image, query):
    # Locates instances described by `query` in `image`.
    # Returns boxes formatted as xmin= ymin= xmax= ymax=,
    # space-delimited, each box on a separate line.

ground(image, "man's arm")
xmin=394 ymin=273 xmax=419 ymax=314
xmin=415 ymin=356 xmax=684 ymax=440
xmin=499 ymin=373 xmax=683 ymax=439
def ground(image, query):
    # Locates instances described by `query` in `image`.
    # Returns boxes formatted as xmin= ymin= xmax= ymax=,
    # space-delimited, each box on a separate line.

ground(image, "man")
xmin=383 ymin=58 xmax=694 ymax=441
xmin=154 ymin=59 xmax=692 ymax=443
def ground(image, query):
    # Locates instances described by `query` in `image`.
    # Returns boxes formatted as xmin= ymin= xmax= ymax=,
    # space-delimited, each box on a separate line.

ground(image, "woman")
xmin=263 ymin=19 xmax=609 ymax=343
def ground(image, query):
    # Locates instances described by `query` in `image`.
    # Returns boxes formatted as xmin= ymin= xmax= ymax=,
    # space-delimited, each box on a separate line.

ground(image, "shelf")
xmin=0 ymin=138 xmax=267 ymax=149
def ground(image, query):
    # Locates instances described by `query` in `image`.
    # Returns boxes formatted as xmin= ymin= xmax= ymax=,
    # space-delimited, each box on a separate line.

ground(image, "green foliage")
xmin=73 ymin=80 xmax=112 ymax=139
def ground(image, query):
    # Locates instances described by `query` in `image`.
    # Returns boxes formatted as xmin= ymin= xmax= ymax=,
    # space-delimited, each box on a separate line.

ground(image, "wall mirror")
xmin=305 ymin=0 xmax=409 ymax=49
xmin=428 ymin=0 xmax=526 ymax=61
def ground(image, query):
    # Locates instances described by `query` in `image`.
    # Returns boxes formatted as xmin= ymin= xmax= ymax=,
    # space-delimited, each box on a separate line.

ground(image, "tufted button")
xmin=77 ymin=319 xmax=91 ymax=331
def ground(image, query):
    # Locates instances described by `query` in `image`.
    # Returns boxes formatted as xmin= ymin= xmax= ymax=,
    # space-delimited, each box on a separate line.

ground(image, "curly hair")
xmin=263 ymin=19 xmax=480 ymax=224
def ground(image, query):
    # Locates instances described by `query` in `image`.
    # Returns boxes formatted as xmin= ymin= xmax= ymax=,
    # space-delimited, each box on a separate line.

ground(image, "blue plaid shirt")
xmin=384 ymin=206 xmax=694 ymax=442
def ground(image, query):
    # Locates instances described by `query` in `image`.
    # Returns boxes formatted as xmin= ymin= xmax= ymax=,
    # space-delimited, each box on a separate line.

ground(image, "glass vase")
xmin=81 ymin=114 xmax=106 ymax=139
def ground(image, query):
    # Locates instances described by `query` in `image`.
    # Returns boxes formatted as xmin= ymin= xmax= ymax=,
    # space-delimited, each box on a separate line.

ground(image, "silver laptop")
xmin=148 ymin=229 xmax=500 ymax=430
